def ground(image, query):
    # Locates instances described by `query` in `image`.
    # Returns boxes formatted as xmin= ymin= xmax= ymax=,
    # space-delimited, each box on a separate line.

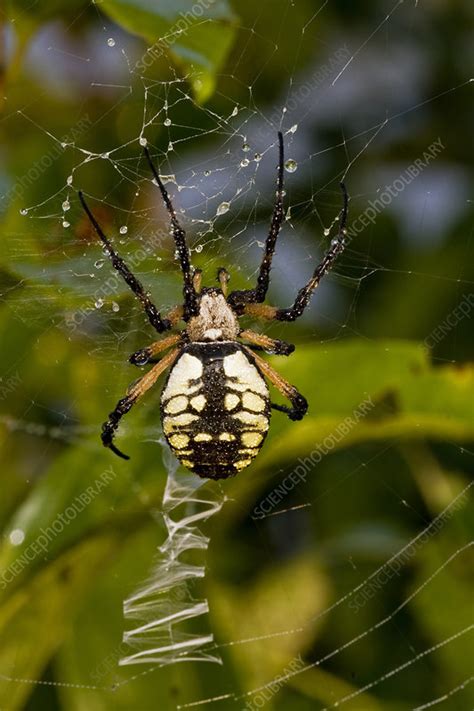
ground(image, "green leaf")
xmin=100 ymin=0 xmax=238 ymax=102
xmin=258 ymin=339 xmax=474 ymax=469
xmin=0 ymin=535 xmax=118 ymax=711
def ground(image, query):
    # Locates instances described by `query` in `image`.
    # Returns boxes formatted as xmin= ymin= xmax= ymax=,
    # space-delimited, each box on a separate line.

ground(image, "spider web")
xmin=0 ymin=0 xmax=473 ymax=709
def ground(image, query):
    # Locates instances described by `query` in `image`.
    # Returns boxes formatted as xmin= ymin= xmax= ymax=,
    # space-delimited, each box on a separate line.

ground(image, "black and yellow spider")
xmin=78 ymin=133 xmax=348 ymax=480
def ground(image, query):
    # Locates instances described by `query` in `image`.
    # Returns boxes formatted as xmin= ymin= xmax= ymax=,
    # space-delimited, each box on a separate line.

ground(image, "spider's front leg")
xmin=102 ymin=347 xmax=180 ymax=459
xmin=243 ymin=346 xmax=308 ymax=421
xmin=274 ymin=182 xmax=349 ymax=322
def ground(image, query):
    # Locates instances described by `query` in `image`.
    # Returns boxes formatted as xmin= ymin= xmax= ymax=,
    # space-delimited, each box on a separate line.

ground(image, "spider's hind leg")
xmin=129 ymin=332 xmax=182 ymax=366
xmin=102 ymin=347 xmax=180 ymax=459
xmin=243 ymin=346 xmax=308 ymax=421
xmin=239 ymin=329 xmax=295 ymax=356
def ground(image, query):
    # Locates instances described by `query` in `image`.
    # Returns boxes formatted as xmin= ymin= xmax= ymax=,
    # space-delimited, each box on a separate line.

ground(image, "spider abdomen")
xmin=160 ymin=343 xmax=271 ymax=480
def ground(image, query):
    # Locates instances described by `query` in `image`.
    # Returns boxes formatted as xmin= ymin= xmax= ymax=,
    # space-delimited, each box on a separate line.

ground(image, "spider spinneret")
xmin=78 ymin=133 xmax=349 ymax=479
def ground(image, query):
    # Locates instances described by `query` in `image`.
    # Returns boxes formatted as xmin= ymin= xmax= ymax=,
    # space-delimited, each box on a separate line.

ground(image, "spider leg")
xmin=275 ymin=183 xmax=349 ymax=322
xmin=243 ymin=346 xmax=308 ymax=421
xmin=143 ymin=147 xmax=198 ymax=320
xmin=217 ymin=267 xmax=230 ymax=296
xmin=102 ymin=347 xmax=181 ymax=459
xmin=129 ymin=332 xmax=183 ymax=366
xmin=78 ymin=192 xmax=170 ymax=334
xmin=193 ymin=269 xmax=203 ymax=293
xmin=228 ymin=132 xmax=285 ymax=310
xmin=239 ymin=329 xmax=294 ymax=356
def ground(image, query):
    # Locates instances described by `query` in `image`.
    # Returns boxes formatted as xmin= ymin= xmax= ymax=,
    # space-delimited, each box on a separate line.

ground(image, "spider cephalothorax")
xmin=78 ymin=133 xmax=349 ymax=479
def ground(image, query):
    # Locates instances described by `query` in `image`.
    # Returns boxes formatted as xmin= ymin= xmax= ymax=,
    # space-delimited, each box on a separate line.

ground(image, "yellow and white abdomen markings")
xmin=160 ymin=345 xmax=271 ymax=479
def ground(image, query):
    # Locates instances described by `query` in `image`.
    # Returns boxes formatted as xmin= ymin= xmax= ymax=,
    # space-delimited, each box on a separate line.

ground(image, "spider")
xmin=78 ymin=133 xmax=349 ymax=480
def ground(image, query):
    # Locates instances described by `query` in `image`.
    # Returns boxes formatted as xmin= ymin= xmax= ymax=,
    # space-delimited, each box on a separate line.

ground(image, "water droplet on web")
xmin=95 ymin=298 xmax=104 ymax=309
xmin=167 ymin=141 xmax=174 ymax=151
xmin=139 ymin=136 xmax=147 ymax=147
xmin=112 ymin=301 xmax=120 ymax=312
xmin=242 ymin=142 xmax=250 ymax=152
xmin=20 ymin=208 xmax=28 ymax=216
xmin=94 ymin=259 xmax=105 ymax=269
xmin=231 ymin=106 xmax=238 ymax=117
xmin=119 ymin=225 xmax=128 ymax=235
xmin=254 ymin=153 xmax=262 ymax=162
xmin=9 ymin=529 xmax=25 ymax=546
xmin=284 ymin=159 xmax=298 ymax=173
xmin=216 ymin=201 xmax=230 ymax=216
xmin=282 ymin=106 xmax=287 ymax=113
xmin=62 ymin=221 xmax=70 ymax=228
xmin=107 ymin=37 xmax=116 ymax=47
xmin=324 ymin=227 xmax=331 ymax=237
xmin=204 ymin=170 xmax=211 ymax=177
xmin=60 ymin=142 xmax=67 ymax=149
xmin=66 ymin=175 xmax=73 ymax=185
xmin=164 ymin=118 xmax=172 ymax=127
xmin=101 ymin=152 xmax=110 ymax=159
xmin=289 ymin=124 xmax=298 ymax=133
xmin=62 ymin=200 xmax=70 ymax=211
xmin=240 ymin=159 xmax=249 ymax=167
xmin=195 ymin=244 xmax=203 ymax=253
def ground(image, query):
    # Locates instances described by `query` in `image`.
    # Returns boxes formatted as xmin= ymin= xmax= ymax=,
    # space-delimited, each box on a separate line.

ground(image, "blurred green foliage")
xmin=0 ymin=1 xmax=473 ymax=710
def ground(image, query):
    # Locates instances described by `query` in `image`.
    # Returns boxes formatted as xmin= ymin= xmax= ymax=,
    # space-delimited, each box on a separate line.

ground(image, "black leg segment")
xmin=101 ymin=395 xmax=136 ymax=460
xmin=78 ymin=191 xmax=171 ymax=334
xmin=228 ymin=132 xmax=285 ymax=310
xmin=143 ymin=147 xmax=198 ymax=320
xmin=276 ymin=182 xmax=349 ymax=322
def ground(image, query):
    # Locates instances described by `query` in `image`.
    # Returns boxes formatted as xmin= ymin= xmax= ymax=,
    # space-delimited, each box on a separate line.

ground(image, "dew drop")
xmin=9 ymin=529 xmax=25 ymax=546
xmin=164 ymin=118 xmax=172 ymax=127
xmin=240 ymin=158 xmax=250 ymax=167
xmin=95 ymin=298 xmax=104 ymax=309
xmin=66 ymin=175 xmax=73 ymax=186
xmin=195 ymin=244 xmax=203 ymax=253
xmin=167 ymin=141 xmax=174 ymax=151
xmin=284 ymin=159 xmax=298 ymax=173
xmin=323 ymin=228 xmax=331 ymax=237
xmin=62 ymin=200 xmax=70 ymax=211
xmin=242 ymin=142 xmax=250 ymax=152
xmin=231 ymin=106 xmax=238 ymax=117
xmin=139 ymin=136 xmax=147 ymax=147
xmin=204 ymin=169 xmax=211 ymax=177
xmin=112 ymin=301 xmax=120 ymax=312
xmin=216 ymin=201 xmax=230 ymax=216
xmin=119 ymin=225 xmax=128 ymax=235
xmin=254 ymin=153 xmax=262 ymax=162
xmin=94 ymin=259 xmax=105 ymax=269
xmin=107 ymin=37 xmax=116 ymax=47
xmin=20 ymin=208 xmax=28 ymax=216
xmin=289 ymin=124 xmax=298 ymax=133
xmin=62 ymin=220 xmax=70 ymax=228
